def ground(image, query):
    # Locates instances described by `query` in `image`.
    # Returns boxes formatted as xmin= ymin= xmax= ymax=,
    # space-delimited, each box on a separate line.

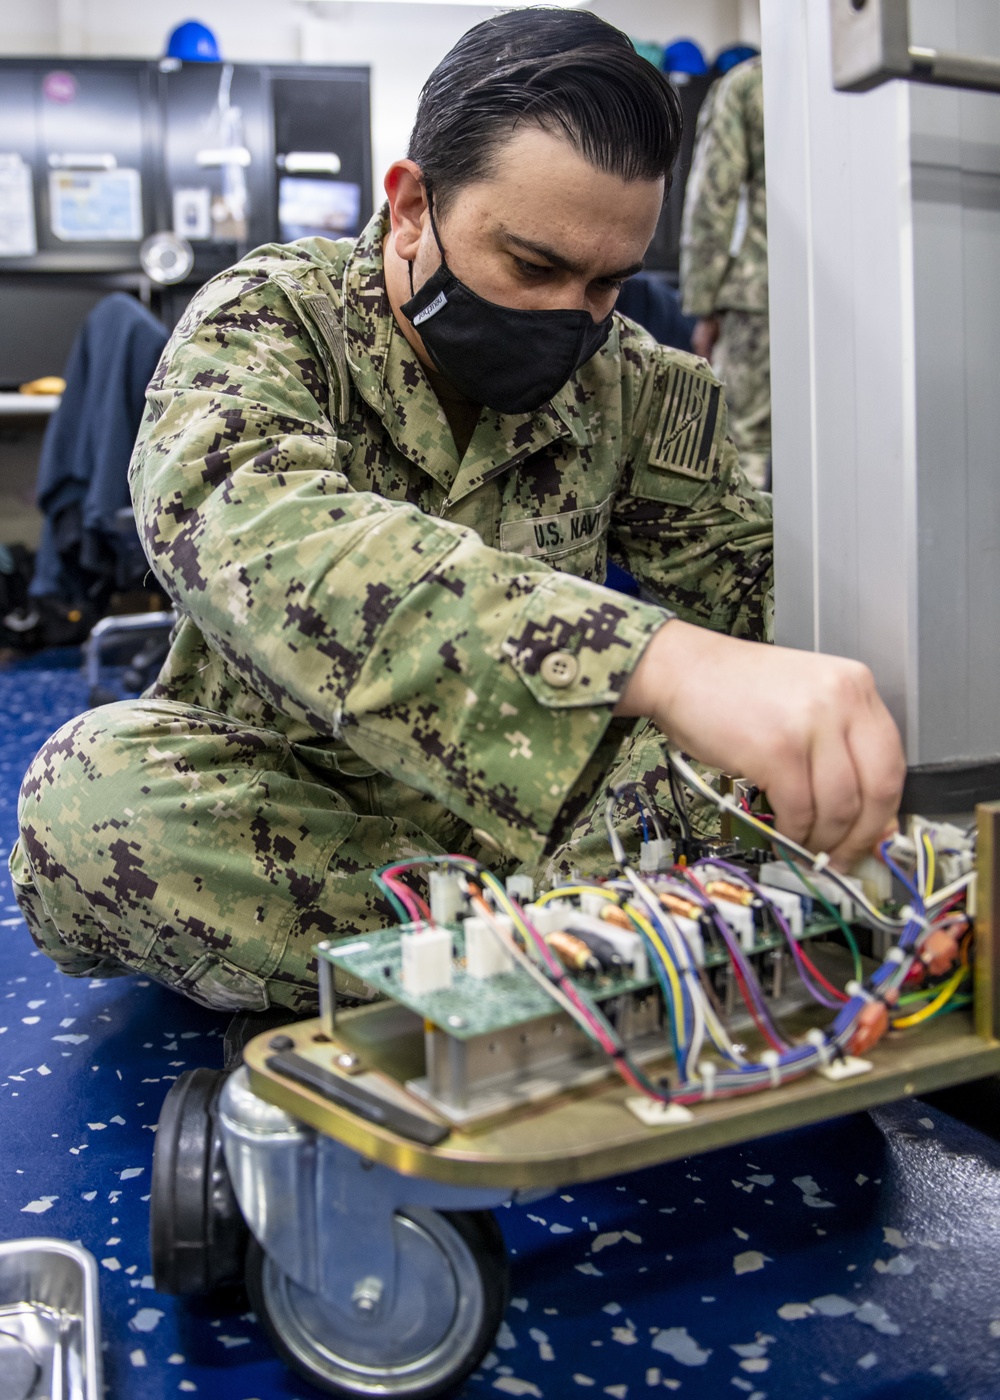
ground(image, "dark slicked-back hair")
xmin=407 ymin=8 xmax=683 ymax=214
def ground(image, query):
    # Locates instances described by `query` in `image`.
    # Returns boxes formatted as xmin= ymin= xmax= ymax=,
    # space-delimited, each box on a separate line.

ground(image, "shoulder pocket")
xmin=631 ymin=359 xmax=726 ymax=506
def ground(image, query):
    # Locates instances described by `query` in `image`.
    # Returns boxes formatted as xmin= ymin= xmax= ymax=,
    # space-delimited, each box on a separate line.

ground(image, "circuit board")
xmin=317 ymin=914 xmax=842 ymax=1041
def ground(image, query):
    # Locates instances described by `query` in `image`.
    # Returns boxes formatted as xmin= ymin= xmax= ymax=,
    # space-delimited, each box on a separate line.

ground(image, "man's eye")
xmin=514 ymin=258 xmax=552 ymax=278
xmin=597 ymin=277 xmax=626 ymax=292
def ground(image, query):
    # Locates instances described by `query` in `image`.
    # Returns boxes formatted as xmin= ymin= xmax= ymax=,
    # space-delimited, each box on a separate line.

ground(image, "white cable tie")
xmin=900 ymin=905 xmax=929 ymax=932
xmin=759 ymin=1049 xmax=781 ymax=1089
xmin=845 ymin=980 xmax=866 ymax=1000
xmin=811 ymin=853 xmax=831 ymax=872
xmin=886 ymin=947 xmax=905 ymax=966
xmin=699 ymin=1060 xmax=716 ymax=1101
xmin=806 ymin=1028 xmax=832 ymax=1064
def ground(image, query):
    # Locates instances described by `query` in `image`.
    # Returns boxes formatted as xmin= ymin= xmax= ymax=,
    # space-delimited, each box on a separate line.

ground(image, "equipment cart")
xmin=150 ymin=798 xmax=1000 ymax=1398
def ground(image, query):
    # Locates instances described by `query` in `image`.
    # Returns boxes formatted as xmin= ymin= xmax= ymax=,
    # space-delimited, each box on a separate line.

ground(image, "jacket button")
xmin=539 ymin=651 xmax=579 ymax=687
xmin=472 ymin=827 xmax=503 ymax=854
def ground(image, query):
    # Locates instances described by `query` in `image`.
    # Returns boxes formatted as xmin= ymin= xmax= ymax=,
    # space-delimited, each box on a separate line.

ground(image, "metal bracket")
xmin=830 ymin=0 xmax=1000 ymax=96
xmin=219 ymin=1068 xmax=510 ymax=1317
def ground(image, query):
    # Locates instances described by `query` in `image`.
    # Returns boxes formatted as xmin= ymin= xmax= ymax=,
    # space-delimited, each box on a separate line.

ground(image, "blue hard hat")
xmin=661 ymin=39 xmax=708 ymax=76
xmin=166 ymin=20 xmax=221 ymax=63
xmin=715 ymin=44 xmax=759 ymax=75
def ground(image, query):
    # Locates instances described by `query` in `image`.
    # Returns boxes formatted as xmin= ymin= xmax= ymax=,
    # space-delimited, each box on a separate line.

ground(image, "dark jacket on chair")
xmin=31 ymin=293 xmax=168 ymax=600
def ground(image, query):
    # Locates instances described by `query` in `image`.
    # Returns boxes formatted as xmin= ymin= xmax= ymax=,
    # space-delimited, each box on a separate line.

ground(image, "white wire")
xmin=665 ymin=747 xmax=907 ymax=933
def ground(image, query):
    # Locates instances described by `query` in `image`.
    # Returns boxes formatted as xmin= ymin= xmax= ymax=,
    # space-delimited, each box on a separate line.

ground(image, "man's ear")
xmin=384 ymin=160 xmax=428 ymax=262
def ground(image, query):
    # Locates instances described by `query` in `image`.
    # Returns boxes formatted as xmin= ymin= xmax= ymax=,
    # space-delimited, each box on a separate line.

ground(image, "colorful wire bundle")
xmin=368 ymin=763 xmax=974 ymax=1107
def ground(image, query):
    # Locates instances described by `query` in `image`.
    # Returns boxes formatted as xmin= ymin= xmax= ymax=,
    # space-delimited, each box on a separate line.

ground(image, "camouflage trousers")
xmin=713 ymin=310 xmax=771 ymax=492
xmin=9 ymin=699 xmax=716 ymax=1015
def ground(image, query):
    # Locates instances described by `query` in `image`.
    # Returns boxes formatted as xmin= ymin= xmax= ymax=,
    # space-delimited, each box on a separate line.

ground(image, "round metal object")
xmin=247 ymin=1208 xmax=508 ymax=1398
xmin=538 ymin=650 xmax=579 ymax=687
xmin=0 ymin=1332 xmax=40 ymax=1400
xmin=140 ymin=231 xmax=194 ymax=285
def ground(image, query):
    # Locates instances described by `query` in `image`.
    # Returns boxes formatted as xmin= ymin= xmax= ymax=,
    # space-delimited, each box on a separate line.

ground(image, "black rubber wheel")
xmin=246 ymin=1208 xmax=509 ymax=1399
xmin=150 ymin=1068 xmax=249 ymax=1295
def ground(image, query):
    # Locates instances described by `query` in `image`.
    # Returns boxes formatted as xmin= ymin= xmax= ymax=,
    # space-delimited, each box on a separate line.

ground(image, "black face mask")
xmin=400 ymin=195 xmax=614 ymax=415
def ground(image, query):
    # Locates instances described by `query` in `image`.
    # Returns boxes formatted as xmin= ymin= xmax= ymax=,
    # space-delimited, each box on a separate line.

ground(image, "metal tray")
xmin=0 ymin=1239 xmax=102 ymax=1400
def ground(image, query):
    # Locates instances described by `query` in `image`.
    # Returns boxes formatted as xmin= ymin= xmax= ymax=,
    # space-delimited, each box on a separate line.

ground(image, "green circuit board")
xmin=316 ymin=915 xmax=842 ymax=1041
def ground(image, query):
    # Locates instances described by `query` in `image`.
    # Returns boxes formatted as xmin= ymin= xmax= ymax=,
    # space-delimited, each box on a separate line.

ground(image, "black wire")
xmin=667 ymin=757 xmax=693 ymax=842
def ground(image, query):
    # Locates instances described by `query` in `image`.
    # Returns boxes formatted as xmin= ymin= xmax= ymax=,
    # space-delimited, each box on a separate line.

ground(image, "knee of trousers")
xmin=14 ymin=700 xmax=205 ymax=971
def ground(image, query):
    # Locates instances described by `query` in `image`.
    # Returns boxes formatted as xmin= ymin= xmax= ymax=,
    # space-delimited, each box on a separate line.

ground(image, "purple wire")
xmin=665 ymin=873 xmax=791 ymax=1048
xmin=695 ymin=859 xmax=843 ymax=1011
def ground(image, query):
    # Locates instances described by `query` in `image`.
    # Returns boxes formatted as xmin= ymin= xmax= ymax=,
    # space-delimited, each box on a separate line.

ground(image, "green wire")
xmin=778 ymin=849 xmax=864 ymax=983
xmin=926 ymin=994 xmax=972 ymax=1021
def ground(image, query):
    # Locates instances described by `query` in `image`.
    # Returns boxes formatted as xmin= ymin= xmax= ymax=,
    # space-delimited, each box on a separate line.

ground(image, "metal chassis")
xmin=224 ymin=802 xmax=1000 ymax=1322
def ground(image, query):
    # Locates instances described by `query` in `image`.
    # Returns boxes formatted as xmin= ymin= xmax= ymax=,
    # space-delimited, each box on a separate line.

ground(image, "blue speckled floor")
xmin=2 ymin=653 xmax=1000 ymax=1400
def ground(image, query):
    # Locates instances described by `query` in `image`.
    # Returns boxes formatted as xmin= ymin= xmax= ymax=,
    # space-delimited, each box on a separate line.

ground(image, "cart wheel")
xmin=246 ymin=1207 xmax=508 ymax=1399
xmin=150 ymin=1068 xmax=249 ymax=1295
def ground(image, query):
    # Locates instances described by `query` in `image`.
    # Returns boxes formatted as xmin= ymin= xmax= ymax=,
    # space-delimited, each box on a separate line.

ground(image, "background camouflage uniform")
xmin=10 ymin=208 xmax=772 ymax=1014
xmin=681 ymin=57 xmax=770 ymax=490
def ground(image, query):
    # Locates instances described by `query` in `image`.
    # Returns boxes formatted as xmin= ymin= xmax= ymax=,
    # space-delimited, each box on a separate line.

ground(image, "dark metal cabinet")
xmin=0 ymin=58 xmax=372 ymax=386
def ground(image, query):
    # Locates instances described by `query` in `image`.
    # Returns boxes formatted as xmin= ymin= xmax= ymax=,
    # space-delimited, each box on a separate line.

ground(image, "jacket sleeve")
xmin=130 ymin=269 xmax=672 ymax=865
xmin=679 ymin=70 xmax=750 ymax=319
xmin=609 ymin=332 xmax=773 ymax=642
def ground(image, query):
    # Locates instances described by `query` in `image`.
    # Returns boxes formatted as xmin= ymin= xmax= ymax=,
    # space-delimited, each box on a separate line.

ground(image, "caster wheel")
xmin=246 ymin=1208 xmax=509 ymax=1398
xmin=150 ymin=1068 xmax=249 ymax=1295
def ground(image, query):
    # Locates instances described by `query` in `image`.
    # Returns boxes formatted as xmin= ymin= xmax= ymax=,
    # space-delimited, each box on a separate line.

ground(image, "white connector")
xmin=505 ymin=873 xmax=535 ymax=904
xmin=638 ymin=837 xmax=673 ymax=874
xmin=755 ymin=884 xmax=804 ymax=937
xmin=400 ymin=925 xmax=453 ymax=995
xmin=714 ymin=900 xmax=756 ymax=952
xmin=428 ymin=871 xmax=464 ymax=926
xmin=759 ymin=861 xmax=861 ymax=922
xmin=464 ymin=914 xmax=515 ymax=979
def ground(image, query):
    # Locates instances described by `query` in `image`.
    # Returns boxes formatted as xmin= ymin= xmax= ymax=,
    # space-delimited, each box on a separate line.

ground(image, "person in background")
xmin=680 ymin=55 xmax=770 ymax=491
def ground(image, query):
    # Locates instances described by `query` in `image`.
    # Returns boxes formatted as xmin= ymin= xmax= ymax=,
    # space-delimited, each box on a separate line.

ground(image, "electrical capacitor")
xmin=659 ymin=891 xmax=703 ymax=922
xmin=705 ymin=879 xmax=755 ymax=908
xmin=568 ymin=927 xmax=627 ymax=974
xmin=545 ymin=930 xmax=601 ymax=976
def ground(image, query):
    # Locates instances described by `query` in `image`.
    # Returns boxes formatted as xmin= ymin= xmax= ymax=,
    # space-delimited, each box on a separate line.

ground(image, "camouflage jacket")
xmin=130 ymin=207 xmax=772 ymax=866
xmin=680 ymin=57 xmax=768 ymax=317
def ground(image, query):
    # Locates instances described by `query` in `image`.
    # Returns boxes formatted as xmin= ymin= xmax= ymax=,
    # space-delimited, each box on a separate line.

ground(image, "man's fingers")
xmin=802 ymin=725 xmax=863 ymax=856
xmin=827 ymin=696 xmax=906 ymax=870
xmin=759 ymin=746 xmax=816 ymax=850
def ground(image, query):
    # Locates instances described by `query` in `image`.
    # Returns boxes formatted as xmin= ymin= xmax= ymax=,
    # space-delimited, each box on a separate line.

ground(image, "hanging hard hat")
xmin=715 ymin=44 xmax=760 ymax=76
xmin=661 ymin=39 xmax=708 ymax=77
xmin=165 ymin=20 xmax=222 ymax=63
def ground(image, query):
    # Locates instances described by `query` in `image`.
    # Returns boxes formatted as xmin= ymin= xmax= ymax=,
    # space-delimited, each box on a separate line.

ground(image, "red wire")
xmin=793 ymin=945 xmax=849 ymax=1002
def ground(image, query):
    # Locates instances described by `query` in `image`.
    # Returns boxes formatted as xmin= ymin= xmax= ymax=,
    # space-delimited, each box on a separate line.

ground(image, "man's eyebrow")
xmin=502 ymin=230 xmax=644 ymax=282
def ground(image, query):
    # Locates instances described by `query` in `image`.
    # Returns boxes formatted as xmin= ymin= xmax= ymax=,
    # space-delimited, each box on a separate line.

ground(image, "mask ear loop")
xmin=408 ymin=183 xmax=447 ymax=297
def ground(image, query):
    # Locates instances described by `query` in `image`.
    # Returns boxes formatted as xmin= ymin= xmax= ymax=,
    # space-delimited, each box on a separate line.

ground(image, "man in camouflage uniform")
xmin=681 ymin=57 xmax=770 ymax=491
xmin=9 ymin=15 xmax=902 ymax=1014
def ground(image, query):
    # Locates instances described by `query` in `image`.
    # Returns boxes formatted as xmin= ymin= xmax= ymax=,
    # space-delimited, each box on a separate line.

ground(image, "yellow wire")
xmin=893 ymin=961 xmax=968 ymax=1028
xmin=922 ymin=833 xmax=936 ymax=900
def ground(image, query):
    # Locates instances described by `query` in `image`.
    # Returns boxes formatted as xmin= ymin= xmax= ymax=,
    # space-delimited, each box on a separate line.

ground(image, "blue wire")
xmin=879 ymin=839 xmax=923 ymax=909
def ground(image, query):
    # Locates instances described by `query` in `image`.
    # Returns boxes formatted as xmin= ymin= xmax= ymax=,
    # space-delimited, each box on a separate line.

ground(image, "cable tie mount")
xmin=759 ymin=1049 xmax=781 ymax=1089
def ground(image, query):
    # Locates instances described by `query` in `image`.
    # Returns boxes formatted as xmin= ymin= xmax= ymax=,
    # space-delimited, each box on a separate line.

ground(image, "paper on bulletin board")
xmin=49 ymin=167 xmax=143 ymax=242
xmin=0 ymin=155 xmax=37 ymax=257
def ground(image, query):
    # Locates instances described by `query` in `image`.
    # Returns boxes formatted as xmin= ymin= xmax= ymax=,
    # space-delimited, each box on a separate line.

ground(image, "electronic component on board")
xmin=545 ymin=930 xmax=602 ymax=976
xmin=464 ymin=914 xmax=515 ymax=980
xmin=400 ymin=925 xmax=453 ymax=995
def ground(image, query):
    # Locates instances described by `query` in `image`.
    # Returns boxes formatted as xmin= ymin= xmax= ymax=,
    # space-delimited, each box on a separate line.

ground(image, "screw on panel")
xmin=352 ymin=1276 xmax=384 ymax=1313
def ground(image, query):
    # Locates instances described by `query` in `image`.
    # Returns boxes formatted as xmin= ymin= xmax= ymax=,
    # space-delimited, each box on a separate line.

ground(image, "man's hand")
xmin=691 ymin=316 xmax=721 ymax=363
xmin=615 ymin=620 xmax=906 ymax=871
